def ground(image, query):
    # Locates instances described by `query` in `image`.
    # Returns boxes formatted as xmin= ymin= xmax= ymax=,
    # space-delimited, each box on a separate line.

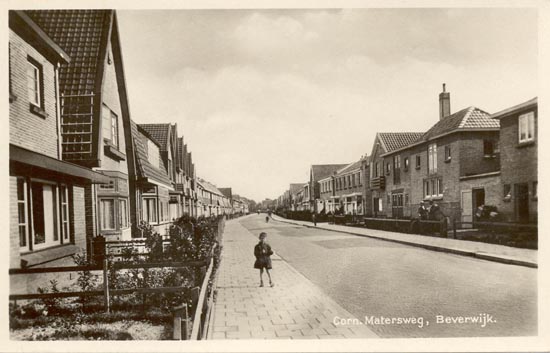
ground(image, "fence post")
xmin=103 ymin=258 xmax=110 ymax=314
xmin=453 ymin=220 xmax=457 ymax=239
xmin=93 ymin=235 xmax=106 ymax=265
xmin=173 ymin=304 xmax=189 ymax=340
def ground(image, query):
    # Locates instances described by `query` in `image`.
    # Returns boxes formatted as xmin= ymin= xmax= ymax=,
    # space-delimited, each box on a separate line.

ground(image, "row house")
xmin=333 ymin=158 xmax=365 ymax=215
xmin=196 ymin=179 xmax=232 ymax=217
xmin=369 ymin=85 xmax=501 ymax=223
xmin=308 ymin=164 xmax=348 ymax=213
xmin=368 ymin=132 xmax=424 ymax=218
xmin=289 ymin=183 xmax=305 ymax=211
xmin=491 ymin=97 xmax=537 ymax=223
xmin=177 ymin=137 xmax=197 ymax=217
xmin=130 ymin=122 xmax=173 ymax=237
xmin=26 ymin=10 xmax=138 ymax=244
xmin=9 ymin=11 xmax=111 ymax=269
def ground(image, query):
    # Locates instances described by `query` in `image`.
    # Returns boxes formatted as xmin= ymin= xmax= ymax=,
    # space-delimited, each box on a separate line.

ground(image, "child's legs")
xmin=259 ymin=268 xmax=264 ymax=282
xmin=265 ymin=269 xmax=272 ymax=282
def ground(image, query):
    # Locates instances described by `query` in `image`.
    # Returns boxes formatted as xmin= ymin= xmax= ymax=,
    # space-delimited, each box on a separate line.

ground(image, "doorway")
xmin=515 ymin=183 xmax=529 ymax=223
xmin=460 ymin=190 xmax=473 ymax=228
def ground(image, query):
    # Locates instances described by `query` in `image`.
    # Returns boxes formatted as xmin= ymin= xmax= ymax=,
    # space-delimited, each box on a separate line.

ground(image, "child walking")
xmin=254 ymin=232 xmax=275 ymax=287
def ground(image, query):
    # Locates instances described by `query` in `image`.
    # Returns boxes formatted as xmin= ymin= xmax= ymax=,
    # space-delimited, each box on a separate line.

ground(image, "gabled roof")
xmin=139 ymin=124 xmax=171 ymax=152
xmin=491 ymin=97 xmax=537 ymax=120
xmin=380 ymin=107 xmax=500 ymax=157
xmin=197 ymin=178 xmax=222 ymax=196
xmin=130 ymin=120 xmax=171 ymax=187
xmin=10 ymin=11 xmax=71 ymax=65
xmin=27 ymin=10 xmax=111 ymax=96
xmin=289 ymin=183 xmax=305 ymax=195
xmin=336 ymin=159 xmax=362 ymax=176
xmin=377 ymin=132 xmax=424 ymax=153
xmin=311 ymin=164 xmax=348 ymax=182
xmin=420 ymin=106 xmax=498 ymax=142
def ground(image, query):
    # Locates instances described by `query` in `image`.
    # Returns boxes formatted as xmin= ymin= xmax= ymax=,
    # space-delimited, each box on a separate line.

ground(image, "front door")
xmin=391 ymin=193 xmax=403 ymax=219
xmin=461 ymin=189 xmax=473 ymax=228
xmin=515 ymin=183 xmax=529 ymax=223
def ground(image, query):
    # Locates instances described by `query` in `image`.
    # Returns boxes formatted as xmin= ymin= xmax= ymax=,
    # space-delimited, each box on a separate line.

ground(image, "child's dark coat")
xmin=254 ymin=242 xmax=273 ymax=269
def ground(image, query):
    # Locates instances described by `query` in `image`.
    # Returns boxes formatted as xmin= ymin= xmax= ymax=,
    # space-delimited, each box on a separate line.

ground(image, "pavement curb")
xmin=272 ymin=216 xmax=537 ymax=269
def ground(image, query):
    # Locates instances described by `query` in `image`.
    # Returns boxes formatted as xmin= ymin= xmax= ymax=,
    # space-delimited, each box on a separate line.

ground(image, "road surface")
xmin=239 ymin=215 xmax=537 ymax=338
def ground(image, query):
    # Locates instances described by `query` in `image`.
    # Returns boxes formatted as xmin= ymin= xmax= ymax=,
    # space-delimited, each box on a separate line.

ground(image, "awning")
xmin=10 ymin=144 xmax=110 ymax=184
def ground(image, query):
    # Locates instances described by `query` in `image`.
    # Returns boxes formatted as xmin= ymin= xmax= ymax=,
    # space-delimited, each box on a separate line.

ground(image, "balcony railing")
xmin=370 ymin=176 xmax=385 ymax=190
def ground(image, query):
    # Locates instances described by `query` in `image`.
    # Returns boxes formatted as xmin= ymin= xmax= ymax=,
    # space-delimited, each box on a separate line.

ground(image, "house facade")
xmin=27 ymin=10 xmax=138 ymax=243
xmin=333 ymin=159 xmax=365 ymax=215
xmin=491 ymin=97 xmax=537 ymax=223
xmin=308 ymin=164 xmax=348 ymax=213
xmin=9 ymin=11 xmax=110 ymax=268
xmin=368 ymin=132 xmax=424 ymax=218
xmin=377 ymin=86 xmax=501 ymax=223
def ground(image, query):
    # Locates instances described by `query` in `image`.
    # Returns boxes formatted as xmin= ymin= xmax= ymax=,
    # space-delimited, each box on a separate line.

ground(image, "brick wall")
xmin=458 ymin=131 xmax=500 ymax=177
xmin=9 ymin=176 xmax=21 ymax=268
xmin=499 ymin=112 xmax=537 ymax=222
xmin=72 ymin=186 xmax=87 ymax=251
xmin=9 ymin=30 xmax=59 ymax=159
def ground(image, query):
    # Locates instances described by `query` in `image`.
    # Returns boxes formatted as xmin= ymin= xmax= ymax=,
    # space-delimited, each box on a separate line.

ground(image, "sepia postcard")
xmin=2 ymin=0 xmax=549 ymax=352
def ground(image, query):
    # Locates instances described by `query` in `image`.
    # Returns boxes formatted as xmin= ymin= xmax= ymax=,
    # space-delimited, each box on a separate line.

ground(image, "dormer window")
xmin=147 ymin=139 xmax=160 ymax=168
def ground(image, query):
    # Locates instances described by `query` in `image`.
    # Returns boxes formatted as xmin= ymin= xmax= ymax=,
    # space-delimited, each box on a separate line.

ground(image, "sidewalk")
xmin=272 ymin=215 xmax=537 ymax=268
xmin=208 ymin=218 xmax=378 ymax=340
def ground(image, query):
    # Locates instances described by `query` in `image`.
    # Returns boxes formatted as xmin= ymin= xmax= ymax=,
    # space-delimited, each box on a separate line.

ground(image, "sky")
xmin=116 ymin=8 xmax=537 ymax=202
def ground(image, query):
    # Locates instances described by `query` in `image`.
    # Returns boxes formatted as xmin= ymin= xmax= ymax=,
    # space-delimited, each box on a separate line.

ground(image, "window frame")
xmin=99 ymin=198 xmax=116 ymax=231
xmin=518 ymin=112 xmax=535 ymax=144
xmin=17 ymin=178 xmax=29 ymax=251
xmin=26 ymin=58 xmax=43 ymax=108
xmin=444 ymin=145 xmax=451 ymax=162
xmin=415 ymin=155 xmax=421 ymax=170
xmin=428 ymin=143 xmax=438 ymax=174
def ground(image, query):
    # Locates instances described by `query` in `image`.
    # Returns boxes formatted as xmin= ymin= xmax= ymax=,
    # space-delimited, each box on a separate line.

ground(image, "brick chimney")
xmin=439 ymin=83 xmax=450 ymax=120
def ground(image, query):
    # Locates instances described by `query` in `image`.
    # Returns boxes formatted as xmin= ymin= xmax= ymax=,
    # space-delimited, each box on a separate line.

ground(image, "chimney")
xmin=439 ymin=83 xmax=450 ymax=120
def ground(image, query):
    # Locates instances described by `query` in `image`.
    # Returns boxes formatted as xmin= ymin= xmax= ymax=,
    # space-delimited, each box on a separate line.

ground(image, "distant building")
xmin=308 ymin=164 xmax=348 ymax=213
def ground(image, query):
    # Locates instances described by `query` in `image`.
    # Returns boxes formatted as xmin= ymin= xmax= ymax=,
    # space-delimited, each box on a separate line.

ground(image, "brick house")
xmin=318 ymin=175 xmax=335 ymax=213
xmin=289 ymin=183 xmax=305 ymax=211
xmin=308 ymin=164 xmax=348 ymax=213
xmin=27 ymin=10 xmax=138 ymax=242
xmin=129 ymin=122 xmax=173 ymax=236
xmin=379 ymin=86 xmax=501 ymax=223
xmin=332 ymin=159 xmax=365 ymax=215
xmin=9 ymin=11 xmax=109 ymax=269
xmin=368 ymin=132 xmax=424 ymax=218
xmin=491 ymin=97 xmax=537 ymax=223
xmin=176 ymin=137 xmax=197 ymax=217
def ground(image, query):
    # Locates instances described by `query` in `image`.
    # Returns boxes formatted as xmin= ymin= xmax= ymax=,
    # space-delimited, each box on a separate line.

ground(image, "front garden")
xmin=9 ymin=215 xmax=225 ymax=340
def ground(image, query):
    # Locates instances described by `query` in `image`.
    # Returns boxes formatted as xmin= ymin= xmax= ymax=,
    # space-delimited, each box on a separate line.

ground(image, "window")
xmin=415 ymin=155 xmax=421 ymax=169
xmin=31 ymin=182 xmax=60 ymax=249
xmin=428 ymin=143 xmax=437 ymax=174
xmin=100 ymin=199 xmax=115 ymax=231
xmin=358 ymin=172 xmax=362 ymax=185
xmin=503 ymin=184 xmax=512 ymax=201
xmin=444 ymin=146 xmax=451 ymax=161
xmin=385 ymin=162 xmax=391 ymax=175
xmin=102 ymin=104 xmax=119 ymax=147
xmin=27 ymin=59 xmax=42 ymax=107
xmin=17 ymin=179 xmax=28 ymax=249
xmin=352 ymin=174 xmax=356 ymax=187
xmin=518 ymin=112 xmax=535 ymax=143
xmin=374 ymin=162 xmax=379 ymax=177
xmin=483 ymin=140 xmax=495 ymax=157
xmin=404 ymin=157 xmax=409 ymax=171
xmin=424 ymin=178 xmax=443 ymax=198
xmin=347 ymin=175 xmax=351 ymax=188
xmin=60 ymin=186 xmax=70 ymax=241
xmin=99 ymin=180 xmax=115 ymax=190
xmin=143 ymin=198 xmax=158 ymax=223
xmin=119 ymin=199 xmax=128 ymax=228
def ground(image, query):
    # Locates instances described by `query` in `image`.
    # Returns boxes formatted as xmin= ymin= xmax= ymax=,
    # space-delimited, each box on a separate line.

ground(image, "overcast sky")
xmin=116 ymin=8 xmax=537 ymax=202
